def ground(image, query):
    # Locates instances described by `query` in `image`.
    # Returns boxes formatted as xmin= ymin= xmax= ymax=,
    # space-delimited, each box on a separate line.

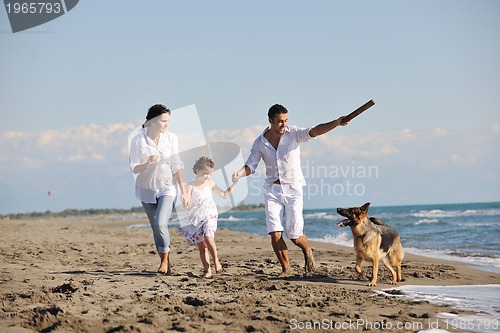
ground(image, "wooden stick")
xmin=344 ymin=99 xmax=376 ymax=122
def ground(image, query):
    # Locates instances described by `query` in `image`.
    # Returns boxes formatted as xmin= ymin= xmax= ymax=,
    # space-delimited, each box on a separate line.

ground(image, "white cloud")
xmin=207 ymin=125 xmax=265 ymax=151
xmin=0 ymin=123 xmax=491 ymax=173
xmin=493 ymin=123 xmax=500 ymax=134
xmin=3 ymin=131 xmax=23 ymax=139
xmin=0 ymin=123 xmax=135 ymax=170
xmin=205 ymin=126 xmax=497 ymax=187
xmin=451 ymin=154 xmax=464 ymax=164
xmin=0 ymin=122 xmax=498 ymax=214
xmin=399 ymin=128 xmax=415 ymax=140
xmin=433 ymin=128 xmax=448 ymax=137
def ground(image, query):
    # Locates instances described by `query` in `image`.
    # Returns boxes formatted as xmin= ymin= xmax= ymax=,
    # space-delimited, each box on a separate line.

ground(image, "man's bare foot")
xmin=304 ymin=248 xmax=316 ymax=273
xmin=277 ymin=267 xmax=292 ymax=278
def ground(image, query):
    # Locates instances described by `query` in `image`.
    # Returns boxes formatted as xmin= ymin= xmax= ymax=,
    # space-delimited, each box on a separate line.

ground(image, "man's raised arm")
xmin=309 ymin=116 xmax=348 ymax=138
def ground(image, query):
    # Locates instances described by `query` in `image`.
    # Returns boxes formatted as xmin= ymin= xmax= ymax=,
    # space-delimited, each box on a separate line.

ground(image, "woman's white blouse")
xmin=129 ymin=128 xmax=183 ymax=203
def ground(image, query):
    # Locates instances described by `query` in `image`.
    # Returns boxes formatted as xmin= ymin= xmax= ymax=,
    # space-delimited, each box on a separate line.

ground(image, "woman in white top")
xmin=129 ymin=104 xmax=190 ymax=275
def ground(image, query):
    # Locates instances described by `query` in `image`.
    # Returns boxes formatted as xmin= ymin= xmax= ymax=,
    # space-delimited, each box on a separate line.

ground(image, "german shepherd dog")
xmin=336 ymin=202 xmax=404 ymax=286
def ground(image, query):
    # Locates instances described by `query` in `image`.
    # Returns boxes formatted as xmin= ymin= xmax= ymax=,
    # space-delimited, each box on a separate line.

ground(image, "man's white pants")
xmin=264 ymin=184 xmax=304 ymax=239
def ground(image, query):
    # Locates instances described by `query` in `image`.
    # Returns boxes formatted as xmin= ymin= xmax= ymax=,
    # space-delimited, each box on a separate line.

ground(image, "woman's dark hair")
xmin=142 ymin=104 xmax=171 ymax=128
xmin=193 ymin=156 xmax=215 ymax=174
xmin=268 ymin=104 xmax=288 ymax=120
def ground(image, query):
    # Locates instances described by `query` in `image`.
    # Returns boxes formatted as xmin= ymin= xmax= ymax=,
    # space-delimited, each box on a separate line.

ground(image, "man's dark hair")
xmin=268 ymin=104 xmax=288 ymax=120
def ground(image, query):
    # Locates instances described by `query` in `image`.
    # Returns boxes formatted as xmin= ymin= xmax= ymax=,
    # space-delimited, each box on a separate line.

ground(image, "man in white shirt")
xmin=232 ymin=104 xmax=348 ymax=277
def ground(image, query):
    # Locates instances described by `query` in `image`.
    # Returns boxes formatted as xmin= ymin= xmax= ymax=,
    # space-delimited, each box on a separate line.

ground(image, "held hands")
xmin=232 ymin=170 xmax=243 ymax=183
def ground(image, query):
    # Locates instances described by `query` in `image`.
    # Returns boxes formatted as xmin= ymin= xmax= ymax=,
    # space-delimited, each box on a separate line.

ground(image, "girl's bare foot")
xmin=202 ymin=268 xmax=213 ymax=279
xmin=215 ymin=259 xmax=223 ymax=273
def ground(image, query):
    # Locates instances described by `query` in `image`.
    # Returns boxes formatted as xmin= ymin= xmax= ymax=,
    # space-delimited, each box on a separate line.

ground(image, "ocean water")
xmin=378 ymin=285 xmax=500 ymax=333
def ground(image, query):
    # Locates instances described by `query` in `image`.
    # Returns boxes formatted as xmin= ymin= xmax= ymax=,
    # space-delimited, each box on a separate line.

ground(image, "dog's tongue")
xmin=336 ymin=219 xmax=349 ymax=227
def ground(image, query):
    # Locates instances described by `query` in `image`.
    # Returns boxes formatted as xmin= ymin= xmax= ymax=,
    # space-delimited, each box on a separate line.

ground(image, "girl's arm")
xmin=212 ymin=180 xmax=238 ymax=199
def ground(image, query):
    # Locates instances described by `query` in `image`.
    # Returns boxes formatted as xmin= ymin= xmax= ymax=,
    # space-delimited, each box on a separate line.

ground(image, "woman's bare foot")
xmin=158 ymin=252 xmax=172 ymax=275
xmin=157 ymin=266 xmax=172 ymax=276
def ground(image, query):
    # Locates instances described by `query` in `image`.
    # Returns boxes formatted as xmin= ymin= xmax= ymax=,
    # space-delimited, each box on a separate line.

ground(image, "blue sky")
xmin=1 ymin=0 xmax=499 ymax=214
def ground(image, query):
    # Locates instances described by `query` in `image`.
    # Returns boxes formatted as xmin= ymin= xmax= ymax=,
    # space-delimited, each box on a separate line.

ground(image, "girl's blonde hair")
xmin=193 ymin=156 xmax=214 ymax=174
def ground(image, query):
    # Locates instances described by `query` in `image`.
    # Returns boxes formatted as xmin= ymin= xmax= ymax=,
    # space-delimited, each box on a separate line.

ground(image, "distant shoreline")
xmin=4 ymin=201 xmax=499 ymax=220
xmin=1 ymin=203 xmax=266 ymax=220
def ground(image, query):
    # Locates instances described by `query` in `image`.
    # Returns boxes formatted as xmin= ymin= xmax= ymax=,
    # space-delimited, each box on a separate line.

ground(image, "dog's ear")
xmin=361 ymin=202 xmax=371 ymax=214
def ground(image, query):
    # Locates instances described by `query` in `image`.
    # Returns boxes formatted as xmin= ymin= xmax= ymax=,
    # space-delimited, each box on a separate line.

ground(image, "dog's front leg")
xmin=355 ymin=255 xmax=366 ymax=280
xmin=369 ymin=256 xmax=379 ymax=286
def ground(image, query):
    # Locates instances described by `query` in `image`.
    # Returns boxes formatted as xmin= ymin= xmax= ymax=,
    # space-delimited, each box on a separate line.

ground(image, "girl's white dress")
xmin=179 ymin=182 xmax=218 ymax=245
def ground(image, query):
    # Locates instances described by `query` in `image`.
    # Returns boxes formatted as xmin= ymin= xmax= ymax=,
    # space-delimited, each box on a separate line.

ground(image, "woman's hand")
xmin=181 ymin=192 xmax=191 ymax=208
xmin=148 ymin=155 xmax=159 ymax=165
xmin=133 ymin=155 xmax=158 ymax=174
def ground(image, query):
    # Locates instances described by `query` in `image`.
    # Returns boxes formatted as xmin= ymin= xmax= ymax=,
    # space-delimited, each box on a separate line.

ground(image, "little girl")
xmin=179 ymin=156 xmax=238 ymax=278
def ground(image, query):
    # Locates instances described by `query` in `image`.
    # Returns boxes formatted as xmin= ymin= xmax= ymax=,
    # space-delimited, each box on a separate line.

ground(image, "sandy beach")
xmin=1 ymin=217 xmax=499 ymax=333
